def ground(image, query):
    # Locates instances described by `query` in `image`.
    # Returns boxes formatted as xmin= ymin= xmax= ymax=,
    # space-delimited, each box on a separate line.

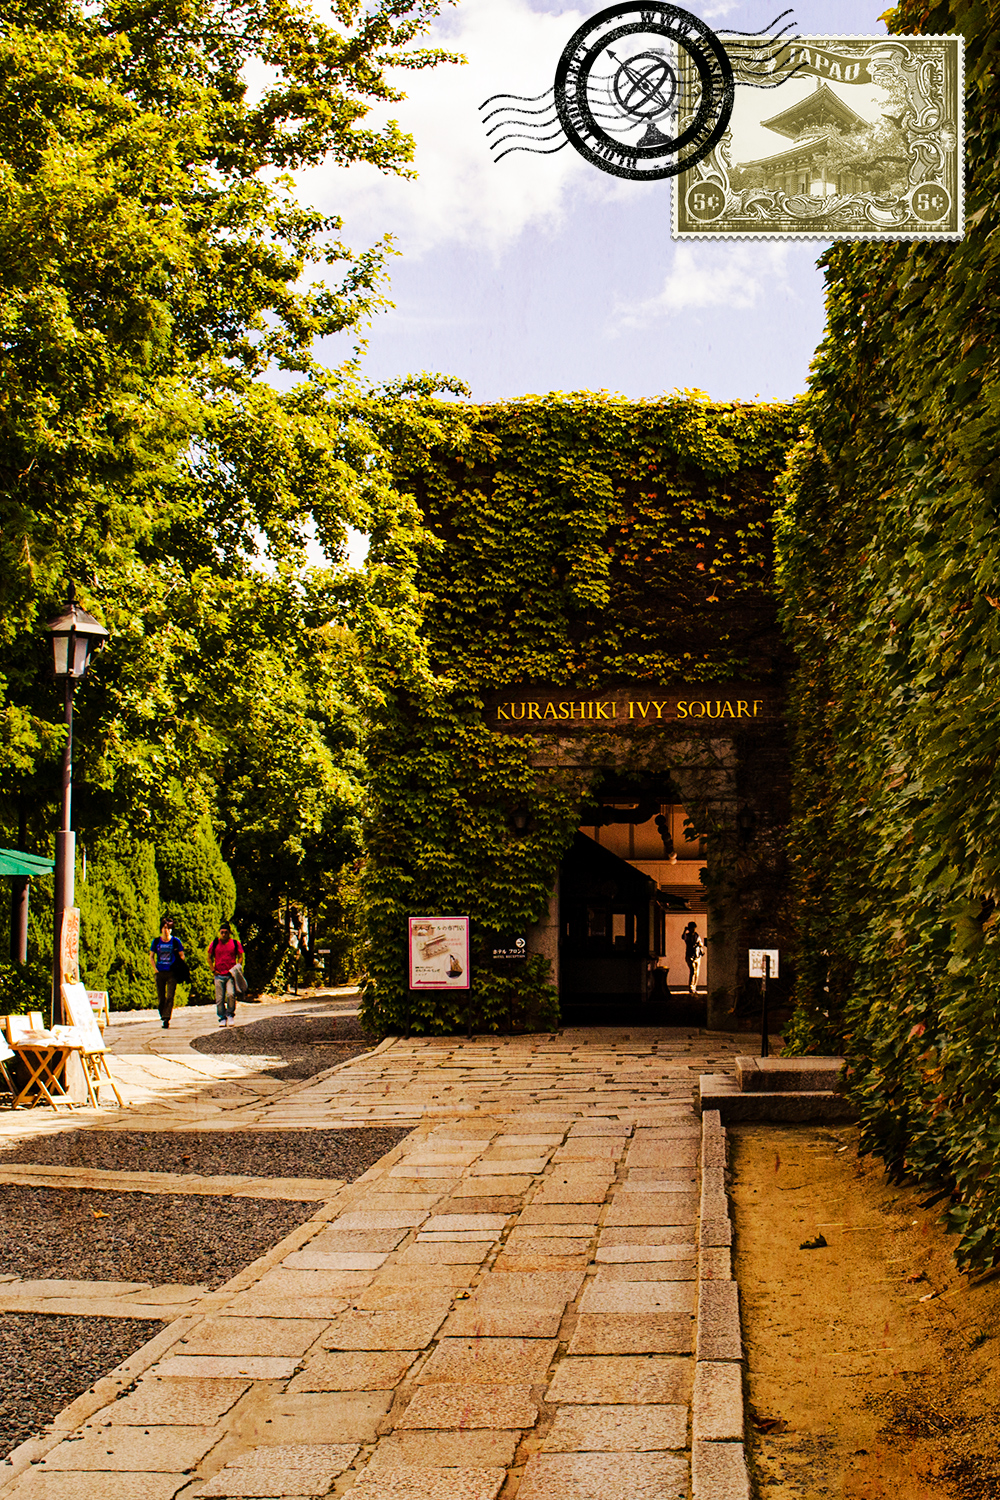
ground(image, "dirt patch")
xmin=189 ymin=1009 xmax=376 ymax=1079
xmin=730 ymin=1124 xmax=1000 ymax=1499
xmin=0 ymin=1188 xmax=317 ymax=1288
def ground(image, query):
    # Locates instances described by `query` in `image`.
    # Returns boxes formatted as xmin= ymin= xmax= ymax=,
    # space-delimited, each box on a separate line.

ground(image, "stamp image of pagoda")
xmin=673 ymin=36 xmax=963 ymax=240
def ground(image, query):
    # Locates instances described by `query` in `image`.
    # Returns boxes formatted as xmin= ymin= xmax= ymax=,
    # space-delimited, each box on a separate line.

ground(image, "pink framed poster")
xmin=408 ymin=917 xmax=470 ymax=990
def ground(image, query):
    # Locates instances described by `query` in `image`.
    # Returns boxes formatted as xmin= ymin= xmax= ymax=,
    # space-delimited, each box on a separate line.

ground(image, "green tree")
xmin=0 ymin=0 xmax=459 ymax=982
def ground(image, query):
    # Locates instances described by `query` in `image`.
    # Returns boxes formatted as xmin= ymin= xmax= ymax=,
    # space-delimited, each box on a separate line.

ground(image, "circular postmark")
xmin=554 ymin=2 xmax=734 ymax=181
xmin=909 ymin=182 xmax=951 ymax=223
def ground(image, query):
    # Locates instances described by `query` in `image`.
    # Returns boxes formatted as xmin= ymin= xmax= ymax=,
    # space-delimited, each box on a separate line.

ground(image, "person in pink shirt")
xmin=207 ymin=922 xmax=244 ymax=1026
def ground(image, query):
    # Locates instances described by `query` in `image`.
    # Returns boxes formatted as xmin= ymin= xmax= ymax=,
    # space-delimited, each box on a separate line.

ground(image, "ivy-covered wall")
xmin=777 ymin=0 xmax=1000 ymax=1268
xmin=359 ymin=392 xmax=798 ymax=1036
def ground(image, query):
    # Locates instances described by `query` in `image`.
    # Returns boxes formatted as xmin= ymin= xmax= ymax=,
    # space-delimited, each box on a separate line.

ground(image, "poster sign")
xmin=408 ymin=917 xmax=471 ymax=990
xmin=60 ymin=906 xmax=81 ymax=984
xmin=749 ymin=948 xmax=779 ymax=978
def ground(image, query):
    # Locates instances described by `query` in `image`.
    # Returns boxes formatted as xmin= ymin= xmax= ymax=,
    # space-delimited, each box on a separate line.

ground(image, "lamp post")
xmin=45 ymin=586 xmax=108 ymax=1023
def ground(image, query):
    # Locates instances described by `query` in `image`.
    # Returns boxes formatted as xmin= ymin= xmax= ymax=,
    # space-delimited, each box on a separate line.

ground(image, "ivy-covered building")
xmin=361 ymin=393 xmax=799 ymax=1034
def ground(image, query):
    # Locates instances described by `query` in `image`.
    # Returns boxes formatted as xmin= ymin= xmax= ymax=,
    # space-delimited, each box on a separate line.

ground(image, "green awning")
xmin=0 ymin=848 xmax=55 ymax=878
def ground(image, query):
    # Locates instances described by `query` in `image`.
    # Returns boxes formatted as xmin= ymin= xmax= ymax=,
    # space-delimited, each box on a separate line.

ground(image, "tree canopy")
xmin=0 ymin=0 xmax=459 ymax=996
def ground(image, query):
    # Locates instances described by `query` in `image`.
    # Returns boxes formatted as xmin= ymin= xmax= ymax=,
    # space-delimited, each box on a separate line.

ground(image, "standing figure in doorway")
xmin=149 ymin=916 xmax=185 ymax=1029
xmin=208 ymin=922 xmax=244 ymax=1027
xmin=682 ymin=921 xmax=706 ymax=994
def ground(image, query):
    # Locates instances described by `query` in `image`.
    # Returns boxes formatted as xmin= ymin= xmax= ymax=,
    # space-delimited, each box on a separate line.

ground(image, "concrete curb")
xmin=693 ymin=1109 xmax=750 ymax=1500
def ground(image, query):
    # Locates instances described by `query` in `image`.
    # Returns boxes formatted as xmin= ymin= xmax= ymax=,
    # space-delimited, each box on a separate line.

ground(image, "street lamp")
xmin=45 ymin=586 xmax=108 ymax=1022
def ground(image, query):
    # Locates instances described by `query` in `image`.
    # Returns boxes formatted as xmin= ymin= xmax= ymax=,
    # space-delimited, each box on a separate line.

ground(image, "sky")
xmin=302 ymin=0 xmax=891 ymax=406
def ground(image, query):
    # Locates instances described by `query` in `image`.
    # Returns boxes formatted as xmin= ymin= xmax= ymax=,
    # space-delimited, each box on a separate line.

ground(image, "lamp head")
xmin=46 ymin=585 xmax=109 ymax=680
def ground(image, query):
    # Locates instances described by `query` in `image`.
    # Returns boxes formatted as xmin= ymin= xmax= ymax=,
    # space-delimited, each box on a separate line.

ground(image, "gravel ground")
xmin=0 ymin=1188 xmax=318 ymax=1287
xmin=1 ymin=1312 xmax=165 ymax=1462
xmin=189 ymin=1009 xmax=376 ymax=1080
xmin=0 ymin=1126 xmax=411 ymax=1180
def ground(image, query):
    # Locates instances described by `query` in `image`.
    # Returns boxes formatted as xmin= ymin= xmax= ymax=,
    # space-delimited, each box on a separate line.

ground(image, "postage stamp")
xmin=673 ymin=35 xmax=963 ymax=240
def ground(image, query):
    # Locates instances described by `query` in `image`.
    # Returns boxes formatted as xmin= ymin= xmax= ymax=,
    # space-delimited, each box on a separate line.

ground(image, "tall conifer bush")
xmin=156 ymin=817 xmax=237 ymax=1006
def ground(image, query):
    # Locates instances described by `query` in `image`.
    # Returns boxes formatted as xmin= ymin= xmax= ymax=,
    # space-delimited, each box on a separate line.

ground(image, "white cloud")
xmin=294 ymin=0 xmax=635 ymax=259
xmin=612 ymin=242 xmax=794 ymax=327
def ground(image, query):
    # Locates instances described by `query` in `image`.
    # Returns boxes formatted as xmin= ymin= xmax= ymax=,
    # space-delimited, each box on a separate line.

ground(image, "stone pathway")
xmin=0 ymin=1013 xmax=749 ymax=1499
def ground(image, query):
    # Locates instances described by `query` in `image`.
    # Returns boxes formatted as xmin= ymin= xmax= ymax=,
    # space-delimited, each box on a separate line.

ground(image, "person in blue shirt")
xmin=148 ymin=917 xmax=185 ymax=1029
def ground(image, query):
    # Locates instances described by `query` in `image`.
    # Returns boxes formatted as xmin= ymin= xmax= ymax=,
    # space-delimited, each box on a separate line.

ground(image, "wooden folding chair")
xmin=4 ymin=1014 xmax=79 ymax=1110
xmin=61 ymin=984 xmax=125 ymax=1108
xmin=0 ymin=1035 xmax=16 ymax=1107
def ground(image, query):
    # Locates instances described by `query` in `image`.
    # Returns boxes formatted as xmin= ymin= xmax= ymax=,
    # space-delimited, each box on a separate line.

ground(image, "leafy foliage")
xmin=359 ymin=392 xmax=797 ymax=1034
xmin=777 ymin=0 xmax=1000 ymax=1268
xmin=0 ymin=0 xmax=457 ymax=993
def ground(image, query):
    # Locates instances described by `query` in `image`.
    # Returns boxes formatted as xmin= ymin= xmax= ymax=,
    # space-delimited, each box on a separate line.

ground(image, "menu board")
xmin=408 ymin=917 xmax=471 ymax=990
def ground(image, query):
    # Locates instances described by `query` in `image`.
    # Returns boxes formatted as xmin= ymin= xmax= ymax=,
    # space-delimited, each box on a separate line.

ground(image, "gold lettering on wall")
xmin=494 ymin=694 xmax=768 ymax=727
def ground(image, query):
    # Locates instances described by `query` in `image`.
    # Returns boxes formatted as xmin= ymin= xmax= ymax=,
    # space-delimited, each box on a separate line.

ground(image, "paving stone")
xmin=306 ymin=1229 xmax=409 ymax=1254
xmin=397 ymin=1384 xmax=538 ymax=1430
xmin=546 ymin=1356 xmax=691 ymax=1405
xmin=627 ymin=1144 xmax=699 ymax=1168
xmin=492 ymin=1252 xmax=589 ymax=1273
xmin=321 ymin=1308 xmax=449 ymax=1349
xmin=619 ymin=1180 xmax=698 ymax=1194
xmin=372 ymin=1263 xmax=475 ymax=1285
xmin=387 ymin=1165 xmax=458 ymax=1180
xmin=355 ymin=1286 xmax=456 ymax=1314
xmin=691 ymin=1440 xmax=750 ymax=1500
xmin=579 ymin=1280 xmax=695 ymax=1315
xmin=43 ymin=1426 xmax=220 ymax=1472
xmin=517 ymin=1205 xmax=600 ymax=1226
xmin=693 ymin=1361 xmax=743 ymax=1442
xmin=104 ymin=1377 xmax=251 ymax=1427
xmin=220 ymin=1293 xmax=352 ymax=1319
xmin=542 ymin=1403 xmax=687 ymax=1451
xmin=626 ymin=1167 xmax=697 ymax=1182
xmin=226 ymin=1391 xmax=391 ymax=1445
xmin=471 ymin=1158 xmax=548 ymax=1175
xmin=503 ymin=1235 xmax=592 ymax=1255
xmin=469 ymin=1269 xmax=584 ymax=1303
xmin=452 ymin=1176 xmax=533 ymax=1195
xmin=156 ymin=1356 xmax=300 ymax=1380
xmin=490 ymin=1135 xmax=564 ymax=1147
xmin=416 ymin=1230 xmax=498 ymax=1243
xmin=508 ymin=1223 xmax=596 ymax=1241
xmin=434 ymin=1196 xmax=521 ymax=1215
xmin=598 ymin=1226 xmax=694 ymax=1247
xmin=441 ymin=1303 xmax=563 ymax=1338
xmin=604 ymin=1197 xmax=698 ymax=1226
xmin=179 ymin=1318 xmax=327 ymax=1357
xmin=284 ymin=1250 xmax=388 ymax=1270
xmin=596 ymin=1243 xmax=694 ymax=1263
xmin=517 ymin=1451 xmax=688 ymax=1500
xmin=254 ymin=1268 xmax=372 ymax=1298
xmin=197 ymin=1442 xmax=359 ymax=1496
xmin=365 ymin=1432 xmax=520 ymax=1470
xmin=417 ymin=1336 xmax=557 ymax=1385
xmin=334 ymin=1212 xmax=429 ymax=1230
xmin=532 ymin=1182 xmax=611 ymax=1204
xmin=6 ymin=1477 xmax=189 ymax=1500
xmin=567 ymin=1313 xmax=694 ymax=1355
xmin=287 ymin=1349 xmax=419 ymax=1391
xmin=594 ymin=1260 xmax=698 ymax=1282
xmin=566 ymin=1123 xmax=630 ymax=1136
xmin=347 ymin=1467 xmax=506 ymax=1500
xmin=422 ymin=1212 xmax=509 ymax=1236
xmin=397 ymin=1242 xmax=490 ymax=1265
xmin=697 ymin=1281 xmax=742 ymax=1361
xmin=699 ymin=1216 xmax=733 ymax=1248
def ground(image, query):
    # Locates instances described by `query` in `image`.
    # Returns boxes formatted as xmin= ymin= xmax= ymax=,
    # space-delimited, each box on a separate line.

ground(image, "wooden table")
xmin=9 ymin=1031 xmax=81 ymax=1109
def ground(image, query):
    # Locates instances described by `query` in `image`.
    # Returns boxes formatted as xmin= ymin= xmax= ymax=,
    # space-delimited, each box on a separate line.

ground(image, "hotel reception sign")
xmin=487 ymin=687 xmax=775 ymax=732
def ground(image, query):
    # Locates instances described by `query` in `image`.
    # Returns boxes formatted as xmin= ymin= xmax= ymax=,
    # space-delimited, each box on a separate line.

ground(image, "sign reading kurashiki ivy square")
xmin=487 ymin=686 xmax=776 ymax=732
xmin=674 ymin=35 xmax=963 ymax=240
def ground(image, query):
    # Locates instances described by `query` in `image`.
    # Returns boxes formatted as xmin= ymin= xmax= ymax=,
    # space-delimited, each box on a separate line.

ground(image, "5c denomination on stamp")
xmin=673 ymin=35 xmax=963 ymax=240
